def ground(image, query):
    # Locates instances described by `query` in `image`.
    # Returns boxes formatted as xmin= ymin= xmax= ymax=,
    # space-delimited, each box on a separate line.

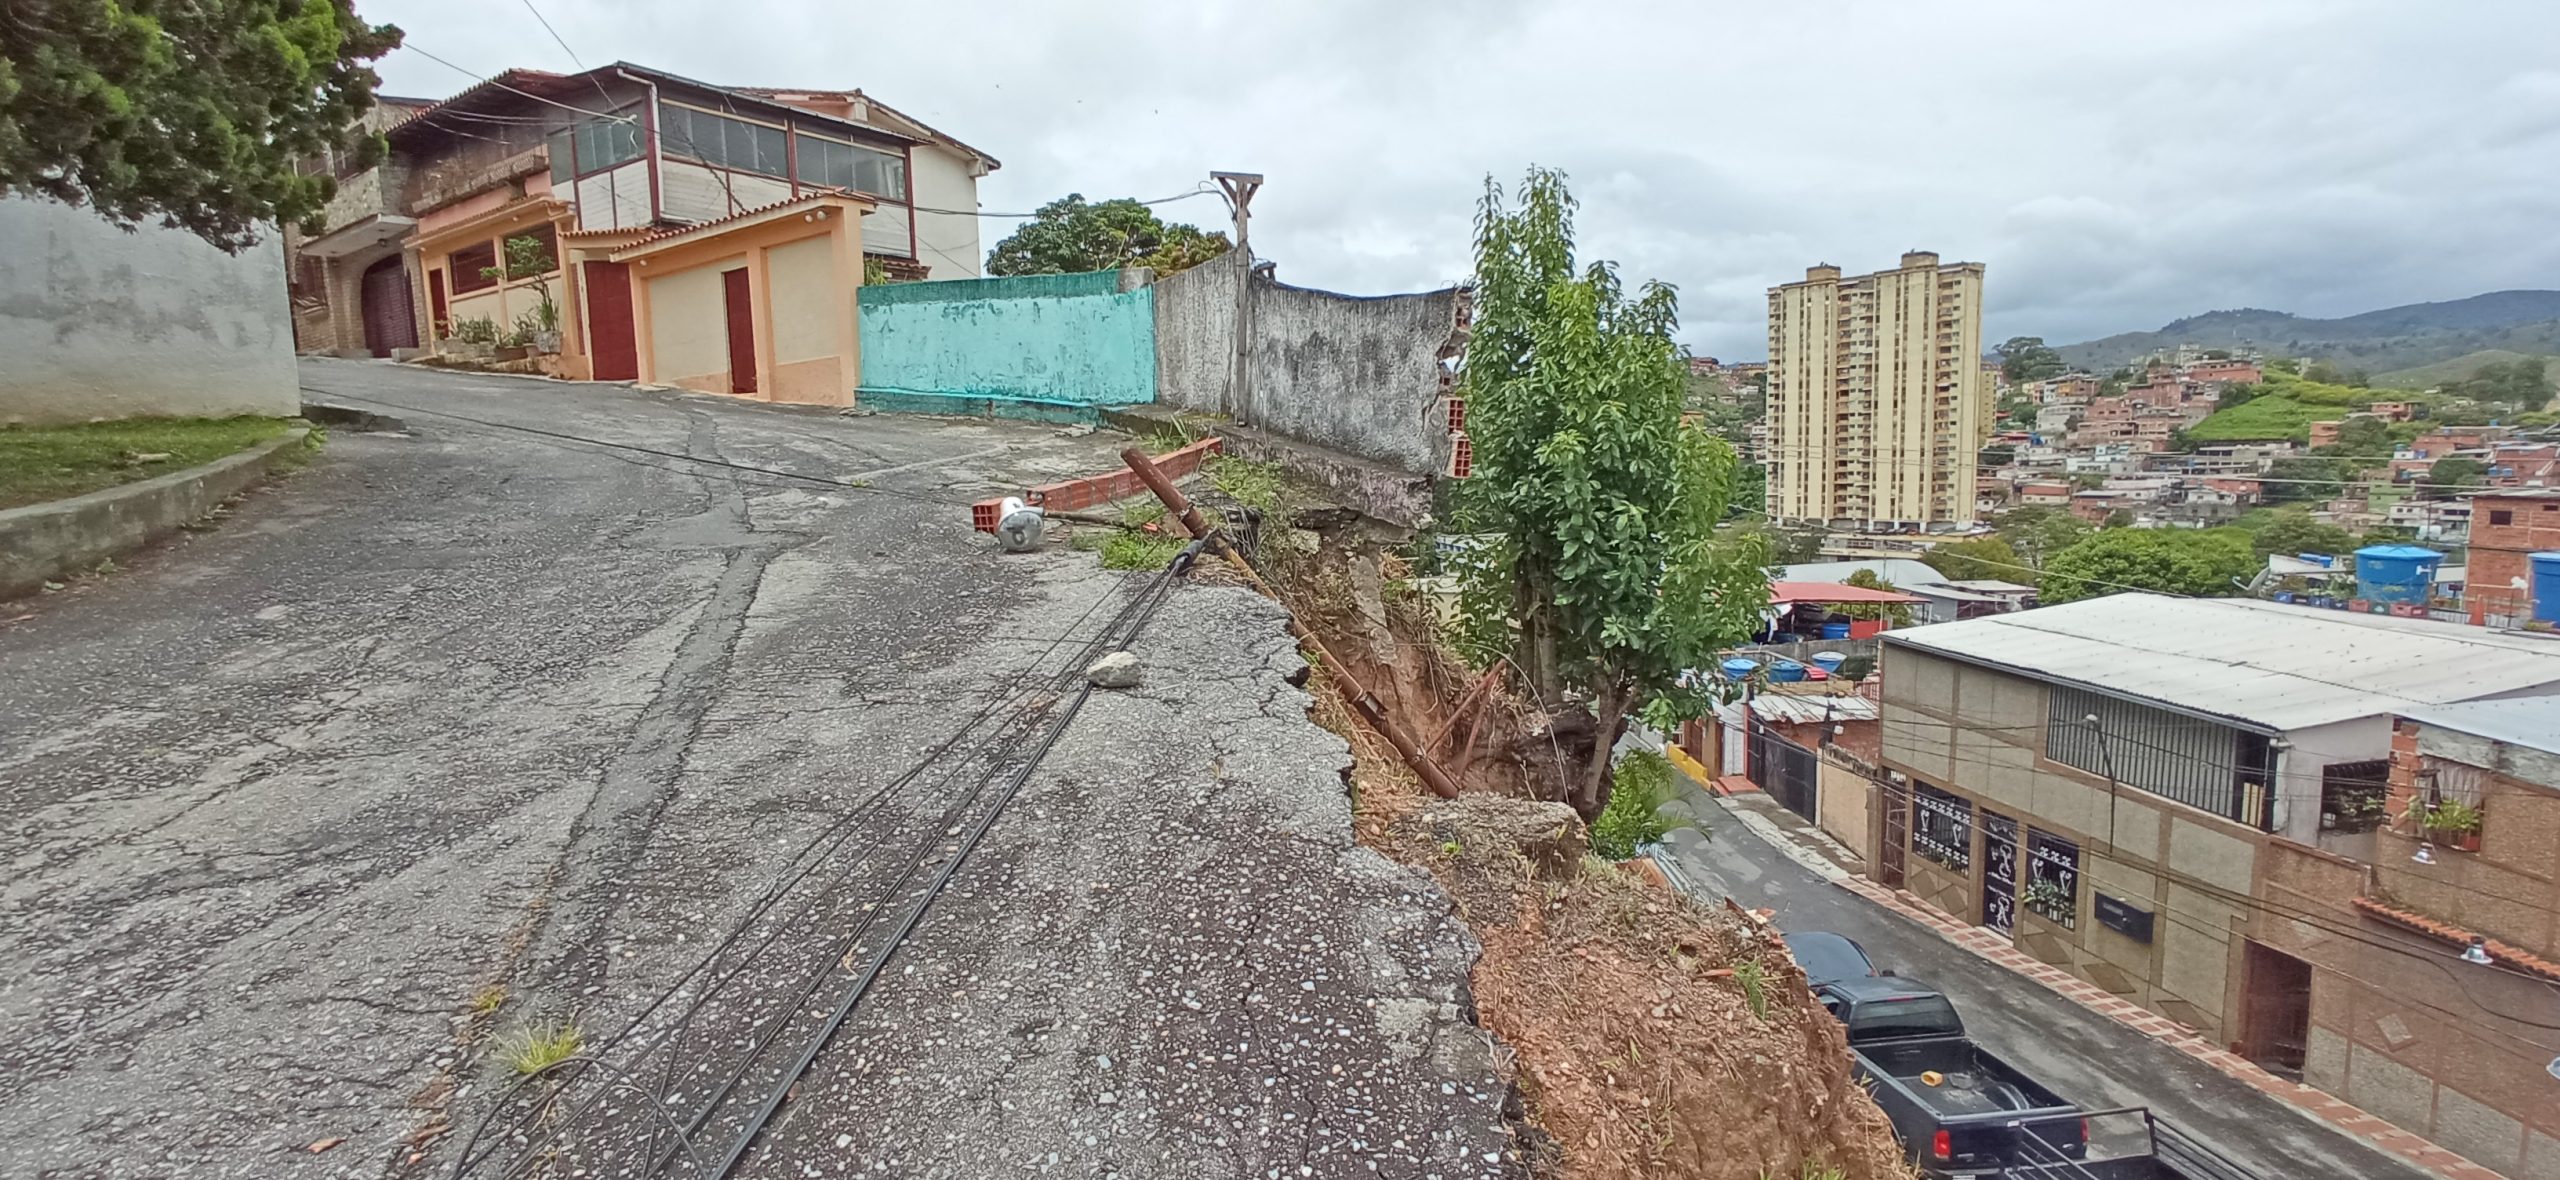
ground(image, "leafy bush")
xmin=1591 ymin=750 xmax=1681 ymax=860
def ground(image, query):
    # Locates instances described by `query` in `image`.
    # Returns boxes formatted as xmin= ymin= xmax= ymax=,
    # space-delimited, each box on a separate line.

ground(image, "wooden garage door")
xmin=360 ymin=256 xmax=418 ymax=357
xmin=582 ymin=261 xmax=638 ymax=381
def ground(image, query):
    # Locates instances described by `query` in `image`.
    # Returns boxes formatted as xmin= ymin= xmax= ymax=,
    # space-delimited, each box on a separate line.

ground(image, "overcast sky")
xmin=368 ymin=0 xmax=2560 ymax=360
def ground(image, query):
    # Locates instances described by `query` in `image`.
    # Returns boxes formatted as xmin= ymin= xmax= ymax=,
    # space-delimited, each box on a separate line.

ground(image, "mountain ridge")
xmin=2054 ymin=289 xmax=2560 ymax=374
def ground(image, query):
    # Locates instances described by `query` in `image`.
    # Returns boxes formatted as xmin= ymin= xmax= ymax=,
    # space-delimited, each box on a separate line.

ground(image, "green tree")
xmin=985 ymin=194 xmax=1231 ymax=276
xmin=2316 ymin=415 xmax=2393 ymax=458
xmin=1993 ymin=505 xmax=2092 ymax=568
xmin=1998 ymin=336 xmax=2067 ymax=384
xmin=1452 ymin=167 xmax=1769 ymax=817
xmin=2249 ymin=508 xmax=2353 ymax=558
xmin=2040 ymin=529 xmax=2257 ymax=603
xmin=2426 ymin=456 xmax=2486 ymax=497
xmin=1838 ymin=568 xmax=1914 ymax=626
xmin=0 ymin=0 xmax=403 ymax=252
xmin=2217 ymin=382 xmax=2261 ymax=409
xmin=1924 ymin=535 xmax=2026 ymax=583
xmin=2264 ymin=456 xmax=2348 ymax=505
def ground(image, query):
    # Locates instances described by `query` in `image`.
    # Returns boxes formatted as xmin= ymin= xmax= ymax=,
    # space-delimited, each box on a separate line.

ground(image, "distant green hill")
xmin=2055 ymin=290 xmax=2560 ymax=374
xmin=2374 ymin=349 xmax=2558 ymax=390
xmin=2185 ymin=395 xmax=2345 ymax=443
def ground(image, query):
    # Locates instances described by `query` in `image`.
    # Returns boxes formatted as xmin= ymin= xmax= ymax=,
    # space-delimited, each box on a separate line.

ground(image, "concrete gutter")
xmin=0 ymin=426 xmax=310 ymax=598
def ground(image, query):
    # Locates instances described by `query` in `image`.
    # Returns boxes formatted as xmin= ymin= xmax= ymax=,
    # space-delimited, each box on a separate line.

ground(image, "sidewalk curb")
xmin=1825 ymin=875 xmax=2506 ymax=1180
xmin=0 ymin=427 xmax=311 ymax=600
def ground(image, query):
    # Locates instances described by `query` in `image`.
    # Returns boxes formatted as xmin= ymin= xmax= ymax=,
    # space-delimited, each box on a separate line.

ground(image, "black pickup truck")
xmin=1785 ymin=932 xmax=2259 ymax=1180
xmin=1815 ymin=971 xmax=2089 ymax=1174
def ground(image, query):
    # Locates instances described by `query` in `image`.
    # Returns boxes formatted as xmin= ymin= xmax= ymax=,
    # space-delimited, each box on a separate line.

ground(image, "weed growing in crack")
xmin=1203 ymin=454 xmax=1284 ymax=514
xmin=1099 ymin=532 xmax=1185 ymax=571
xmin=501 ymin=1019 xmax=582 ymax=1075
xmin=1736 ymin=958 xmax=1769 ymax=1022
xmin=470 ymin=985 xmax=507 ymax=1017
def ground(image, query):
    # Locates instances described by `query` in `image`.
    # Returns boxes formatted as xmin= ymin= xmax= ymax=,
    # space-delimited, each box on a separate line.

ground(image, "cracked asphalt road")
xmin=0 ymin=360 xmax=1505 ymax=1179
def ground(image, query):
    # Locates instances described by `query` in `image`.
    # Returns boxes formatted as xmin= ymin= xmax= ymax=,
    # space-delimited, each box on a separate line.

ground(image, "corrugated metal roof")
xmin=1883 ymin=593 xmax=2560 ymax=732
xmin=2400 ymin=696 xmax=2560 ymax=758
xmin=1742 ymin=694 xmax=1881 ymax=725
xmin=1770 ymin=582 xmax=1924 ymax=605
xmin=1780 ymin=559 xmax=1946 ymax=587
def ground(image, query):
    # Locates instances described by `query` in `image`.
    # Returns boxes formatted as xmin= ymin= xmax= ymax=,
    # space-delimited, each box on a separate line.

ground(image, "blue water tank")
xmin=1810 ymin=651 xmax=1849 ymax=675
xmin=2532 ymin=552 xmax=2560 ymax=623
xmin=2354 ymin=544 xmax=2443 ymax=606
xmin=1819 ymin=622 xmax=1853 ymax=640
xmin=1719 ymin=657 xmax=1760 ymax=681
xmin=1767 ymin=659 xmax=1807 ymax=683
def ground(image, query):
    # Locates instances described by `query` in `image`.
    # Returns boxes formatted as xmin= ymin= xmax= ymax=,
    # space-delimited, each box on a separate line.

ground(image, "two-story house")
xmin=286 ymin=62 xmax=997 ymax=405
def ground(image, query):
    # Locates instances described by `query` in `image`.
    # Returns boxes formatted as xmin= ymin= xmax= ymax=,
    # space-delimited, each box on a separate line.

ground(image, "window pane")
xmin=449 ymin=242 xmax=498 ymax=294
xmin=548 ymin=129 xmax=573 ymax=185
xmin=748 ymin=123 xmax=787 ymax=177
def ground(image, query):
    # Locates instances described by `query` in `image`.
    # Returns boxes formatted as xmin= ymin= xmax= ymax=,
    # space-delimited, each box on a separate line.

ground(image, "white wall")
xmin=908 ymin=144 xmax=981 ymax=278
xmin=0 ymin=196 xmax=298 ymax=425
xmin=2275 ymin=716 xmax=2393 ymax=843
xmin=659 ymin=161 xmax=791 ymax=225
xmin=575 ymin=160 xmax=653 ymax=231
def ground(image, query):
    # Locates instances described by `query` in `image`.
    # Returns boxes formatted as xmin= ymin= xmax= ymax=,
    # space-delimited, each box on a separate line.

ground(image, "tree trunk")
xmin=1511 ymin=562 xmax=1561 ymax=708
xmin=1572 ymin=679 xmax=1635 ymax=819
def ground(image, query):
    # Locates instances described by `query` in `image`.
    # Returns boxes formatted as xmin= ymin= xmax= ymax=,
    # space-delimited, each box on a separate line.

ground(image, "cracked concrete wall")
xmin=0 ymin=196 xmax=299 ymax=425
xmin=1155 ymin=252 xmax=1461 ymax=477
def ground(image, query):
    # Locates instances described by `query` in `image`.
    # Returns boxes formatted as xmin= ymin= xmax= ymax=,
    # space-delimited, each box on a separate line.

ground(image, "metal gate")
xmin=1879 ymin=776 xmax=1909 ymax=889
xmin=1982 ymin=810 xmax=2019 ymax=934
xmin=1746 ymin=716 xmax=1820 ymax=822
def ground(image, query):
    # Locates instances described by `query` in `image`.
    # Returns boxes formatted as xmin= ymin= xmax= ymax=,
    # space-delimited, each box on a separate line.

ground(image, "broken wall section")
xmin=1155 ymin=252 xmax=1465 ymax=524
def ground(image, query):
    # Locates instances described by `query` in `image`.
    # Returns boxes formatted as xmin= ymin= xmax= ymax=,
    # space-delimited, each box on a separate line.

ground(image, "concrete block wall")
xmin=0 ymin=196 xmax=299 ymax=425
xmin=857 ymin=269 xmax=1156 ymax=412
xmin=1152 ymin=251 xmax=1464 ymax=479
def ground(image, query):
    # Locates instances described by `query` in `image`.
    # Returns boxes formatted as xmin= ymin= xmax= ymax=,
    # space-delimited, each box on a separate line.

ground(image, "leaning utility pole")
xmin=1212 ymin=171 xmax=1263 ymax=425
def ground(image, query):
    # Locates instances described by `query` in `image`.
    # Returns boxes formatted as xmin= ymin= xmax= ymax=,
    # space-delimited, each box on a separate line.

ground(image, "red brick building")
xmin=2465 ymin=489 xmax=2560 ymax=621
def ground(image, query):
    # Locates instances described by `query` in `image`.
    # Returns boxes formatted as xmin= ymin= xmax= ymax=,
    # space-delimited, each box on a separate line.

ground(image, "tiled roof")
xmin=725 ymin=85 xmax=1000 ymax=169
xmin=613 ymin=190 xmax=871 ymax=255
xmin=2351 ymin=896 xmax=2560 ymax=982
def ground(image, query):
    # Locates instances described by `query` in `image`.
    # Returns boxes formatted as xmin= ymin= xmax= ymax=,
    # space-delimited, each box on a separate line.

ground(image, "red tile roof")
xmin=2351 ymin=895 xmax=2560 ymax=981
xmin=612 ymin=190 xmax=872 ymax=255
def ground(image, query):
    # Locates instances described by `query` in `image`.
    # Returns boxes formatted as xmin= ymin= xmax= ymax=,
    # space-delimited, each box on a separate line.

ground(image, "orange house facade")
xmin=290 ymin=62 xmax=995 ymax=407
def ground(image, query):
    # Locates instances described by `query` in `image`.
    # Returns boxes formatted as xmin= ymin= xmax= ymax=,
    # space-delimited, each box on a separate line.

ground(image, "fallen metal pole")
xmin=1119 ymin=447 xmax=1461 ymax=800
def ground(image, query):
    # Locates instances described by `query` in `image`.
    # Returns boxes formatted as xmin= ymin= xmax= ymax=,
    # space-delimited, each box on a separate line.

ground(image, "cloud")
xmin=369 ymin=0 xmax=2560 ymax=357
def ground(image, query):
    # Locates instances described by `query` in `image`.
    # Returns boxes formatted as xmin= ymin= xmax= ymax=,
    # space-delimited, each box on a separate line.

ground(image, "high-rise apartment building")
xmin=1765 ymin=252 xmax=1988 ymax=530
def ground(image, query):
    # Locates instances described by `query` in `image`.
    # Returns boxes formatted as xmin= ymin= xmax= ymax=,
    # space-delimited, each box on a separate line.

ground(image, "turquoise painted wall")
xmin=857 ymin=270 xmax=1157 ymax=414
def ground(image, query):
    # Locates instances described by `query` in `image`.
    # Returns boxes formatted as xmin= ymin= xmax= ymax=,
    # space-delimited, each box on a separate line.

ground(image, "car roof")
xmin=1782 ymin=931 xmax=1875 ymax=986
xmin=1819 ymin=975 xmax=1949 ymax=1003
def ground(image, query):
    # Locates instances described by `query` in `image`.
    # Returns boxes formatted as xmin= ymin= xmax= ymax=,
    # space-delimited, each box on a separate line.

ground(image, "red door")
xmin=359 ymin=256 xmax=418 ymax=357
xmin=582 ymin=261 xmax=638 ymax=381
xmin=428 ymin=268 xmax=450 ymax=341
xmin=722 ymin=268 xmax=757 ymax=395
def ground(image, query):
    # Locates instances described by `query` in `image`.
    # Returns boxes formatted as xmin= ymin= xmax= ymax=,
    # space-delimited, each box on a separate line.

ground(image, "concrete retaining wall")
xmin=0 ymin=195 xmax=300 ymax=425
xmin=858 ymin=269 xmax=1156 ymax=413
xmin=0 ymin=428 xmax=309 ymax=598
xmin=1152 ymin=251 xmax=1461 ymax=479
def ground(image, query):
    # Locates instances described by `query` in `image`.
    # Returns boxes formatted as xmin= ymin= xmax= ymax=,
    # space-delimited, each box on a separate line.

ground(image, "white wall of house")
xmin=575 ymin=160 xmax=653 ymax=231
xmin=660 ymin=161 xmax=790 ymax=225
xmin=909 ymin=144 xmax=982 ymax=278
xmin=0 ymin=196 xmax=298 ymax=425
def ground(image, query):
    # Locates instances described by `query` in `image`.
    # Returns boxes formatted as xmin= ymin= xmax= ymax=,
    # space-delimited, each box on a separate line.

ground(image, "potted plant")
xmin=2022 ymin=880 xmax=2074 ymax=925
xmin=447 ymin=316 xmax=500 ymax=360
xmin=2403 ymin=796 xmax=2484 ymax=852
xmin=495 ymin=325 xmax=532 ymax=362
xmin=482 ymin=234 xmax=562 ymax=354
xmin=2425 ymin=799 xmax=2484 ymax=852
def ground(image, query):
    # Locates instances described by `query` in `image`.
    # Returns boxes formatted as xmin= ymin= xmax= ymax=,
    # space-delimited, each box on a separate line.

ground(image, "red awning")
xmin=1768 ymin=581 xmax=1926 ymax=607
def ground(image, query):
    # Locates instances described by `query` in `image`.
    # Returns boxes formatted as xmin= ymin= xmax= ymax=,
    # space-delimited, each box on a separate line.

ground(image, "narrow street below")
xmin=1656 ymin=787 xmax=2437 ymax=1180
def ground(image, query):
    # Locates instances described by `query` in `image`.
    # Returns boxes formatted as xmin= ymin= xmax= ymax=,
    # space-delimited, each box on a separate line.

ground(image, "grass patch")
xmin=470 ymin=985 xmax=508 ymax=1017
xmin=1735 ymin=957 xmax=1769 ymax=1022
xmin=2185 ymin=395 xmax=2342 ymax=443
xmin=1202 ymin=454 xmax=1285 ymax=514
xmin=501 ymin=1019 xmax=582 ymax=1075
xmin=0 ymin=416 xmax=295 ymax=509
xmin=1099 ymin=531 xmax=1186 ymax=571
